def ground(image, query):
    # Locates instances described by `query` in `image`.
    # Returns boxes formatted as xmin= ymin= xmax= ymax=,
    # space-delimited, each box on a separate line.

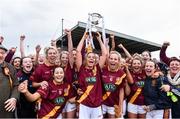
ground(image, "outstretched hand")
xmin=64 ymin=29 xmax=71 ymax=36
xmin=36 ymin=45 xmax=41 ymax=53
xmin=151 ymin=71 xmax=163 ymax=78
xmin=82 ymin=31 xmax=89 ymax=40
xmin=118 ymin=44 xmax=124 ymax=48
xmin=40 ymin=81 xmax=48 ymax=90
xmin=163 ymin=41 xmax=170 ymax=47
xmin=20 ymin=35 xmax=25 ymax=41
xmin=4 ymin=98 xmax=17 ymax=112
xmin=142 ymin=105 xmax=150 ymax=112
xmin=95 ymin=32 xmax=101 ymax=40
xmin=110 ymin=34 xmax=114 ymax=39
xmin=160 ymin=84 xmax=170 ymax=92
xmin=10 ymin=47 xmax=17 ymax=53
xmin=51 ymin=39 xmax=56 ymax=47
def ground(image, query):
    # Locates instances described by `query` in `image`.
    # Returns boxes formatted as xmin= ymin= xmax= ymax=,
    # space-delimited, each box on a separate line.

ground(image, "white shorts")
xmin=146 ymin=109 xmax=164 ymax=119
xmin=102 ymin=104 xmax=124 ymax=118
xmin=79 ymin=104 xmax=103 ymax=119
xmin=127 ymin=103 xmax=146 ymax=114
xmin=62 ymin=102 xmax=76 ymax=113
xmin=102 ymin=104 xmax=115 ymax=115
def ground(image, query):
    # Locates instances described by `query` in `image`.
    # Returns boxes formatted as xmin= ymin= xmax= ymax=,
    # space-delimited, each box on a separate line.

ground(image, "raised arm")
xmin=123 ymin=63 xmax=134 ymax=84
xmin=96 ymin=32 xmax=107 ymax=69
xmin=65 ymin=29 xmax=73 ymax=52
xmin=110 ymin=34 xmax=115 ymax=51
xmin=1 ymin=36 xmax=16 ymax=62
xmin=20 ymin=35 xmax=26 ymax=57
xmin=118 ymin=44 xmax=132 ymax=59
xmin=65 ymin=29 xmax=74 ymax=68
xmin=5 ymin=47 xmax=16 ymax=63
xmin=34 ymin=45 xmax=41 ymax=66
xmin=76 ymin=32 xmax=88 ymax=71
xmin=124 ymin=79 xmax=131 ymax=97
xmin=50 ymin=39 xmax=57 ymax=48
xmin=160 ymin=41 xmax=171 ymax=65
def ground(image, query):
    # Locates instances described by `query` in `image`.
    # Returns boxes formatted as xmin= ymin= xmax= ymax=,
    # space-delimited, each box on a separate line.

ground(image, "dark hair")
xmin=52 ymin=66 xmax=65 ymax=75
xmin=11 ymin=57 xmax=21 ymax=66
xmin=71 ymin=48 xmax=77 ymax=52
xmin=20 ymin=56 xmax=32 ymax=66
xmin=131 ymin=57 xmax=143 ymax=65
xmin=142 ymin=50 xmax=151 ymax=58
xmin=52 ymin=66 xmax=66 ymax=82
xmin=169 ymin=57 xmax=180 ymax=65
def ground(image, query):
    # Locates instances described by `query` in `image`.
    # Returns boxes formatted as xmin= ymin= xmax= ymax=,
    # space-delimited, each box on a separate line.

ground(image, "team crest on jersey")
xmin=104 ymin=83 xmax=116 ymax=92
xmin=54 ymin=97 xmax=65 ymax=105
xmin=135 ymin=81 xmax=145 ymax=87
xmin=58 ymin=90 xmax=62 ymax=95
xmin=109 ymin=76 xmax=114 ymax=82
xmin=85 ymin=77 xmax=96 ymax=84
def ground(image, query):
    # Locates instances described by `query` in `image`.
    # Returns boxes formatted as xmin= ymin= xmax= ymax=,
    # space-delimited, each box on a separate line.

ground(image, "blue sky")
xmin=0 ymin=0 xmax=179 ymax=58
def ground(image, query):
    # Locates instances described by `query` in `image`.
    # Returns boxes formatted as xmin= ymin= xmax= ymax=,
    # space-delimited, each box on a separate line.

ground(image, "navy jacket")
xmin=143 ymin=76 xmax=172 ymax=110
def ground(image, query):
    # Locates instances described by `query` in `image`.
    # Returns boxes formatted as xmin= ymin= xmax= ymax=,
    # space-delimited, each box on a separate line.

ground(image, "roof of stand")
xmin=56 ymin=21 xmax=161 ymax=54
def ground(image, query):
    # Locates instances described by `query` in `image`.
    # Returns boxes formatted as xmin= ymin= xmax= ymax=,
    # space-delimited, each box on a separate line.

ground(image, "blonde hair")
xmin=44 ymin=46 xmax=57 ymax=57
xmin=131 ymin=57 xmax=143 ymax=65
xmin=109 ymin=51 xmax=122 ymax=61
xmin=83 ymin=52 xmax=95 ymax=66
xmin=60 ymin=50 xmax=69 ymax=57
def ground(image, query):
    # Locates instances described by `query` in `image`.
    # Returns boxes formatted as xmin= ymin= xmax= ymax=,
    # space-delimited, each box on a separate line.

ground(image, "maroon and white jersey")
xmin=102 ymin=66 xmax=126 ymax=106
xmin=63 ymin=63 xmax=73 ymax=84
xmin=127 ymin=70 xmax=146 ymax=105
xmin=78 ymin=65 xmax=102 ymax=107
xmin=37 ymin=80 xmax=71 ymax=118
xmin=63 ymin=63 xmax=77 ymax=98
xmin=30 ymin=63 xmax=56 ymax=83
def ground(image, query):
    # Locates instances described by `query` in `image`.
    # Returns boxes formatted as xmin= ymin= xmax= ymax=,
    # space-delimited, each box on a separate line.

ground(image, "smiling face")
xmin=108 ymin=53 xmax=120 ymax=71
xmin=46 ymin=48 xmax=57 ymax=65
xmin=169 ymin=60 xmax=180 ymax=77
xmin=22 ymin=57 xmax=33 ymax=73
xmin=13 ymin=57 xmax=21 ymax=70
xmin=132 ymin=59 xmax=142 ymax=73
xmin=72 ymin=50 xmax=77 ymax=61
xmin=85 ymin=52 xmax=96 ymax=68
xmin=141 ymin=51 xmax=151 ymax=61
xmin=60 ymin=52 xmax=69 ymax=67
xmin=145 ymin=60 xmax=156 ymax=76
xmin=38 ymin=54 xmax=45 ymax=65
xmin=53 ymin=67 xmax=64 ymax=84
